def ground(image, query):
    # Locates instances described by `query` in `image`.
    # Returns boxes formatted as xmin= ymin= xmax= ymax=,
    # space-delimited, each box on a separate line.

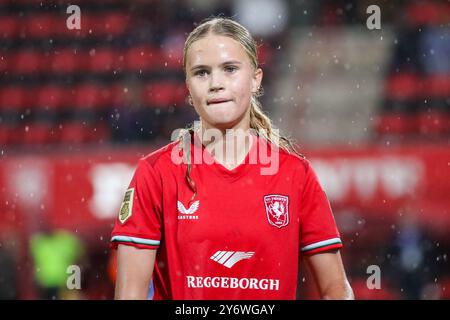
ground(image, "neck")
xmin=197 ymin=121 xmax=253 ymax=170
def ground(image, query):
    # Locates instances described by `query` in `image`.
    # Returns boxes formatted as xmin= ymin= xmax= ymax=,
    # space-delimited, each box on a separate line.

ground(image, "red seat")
xmin=0 ymin=126 xmax=13 ymax=146
xmin=173 ymin=83 xmax=188 ymax=106
xmin=0 ymin=87 xmax=28 ymax=111
xmin=0 ymin=53 xmax=11 ymax=74
xmin=385 ymin=73 xmax=420 ymax=101
xmin=26 ymin=14 xmax=55 ymax=38
xmin=0 ymin=16 xmax=19 ymax=38
xmin=374 ymin=113 xmax=416 ymax=135
xmin=425 ymin=76 xmax=450 ymax=98
xmin=109 ymin=83 xmax=127 ymax=106
xmin=125 ymin=46 xmax=162 ymax=72
xmin=85 ymin=122 xmax=111 ymax=143
xmin=21 ymin=123 xmax=53 ymax=145
xmin=161 ymin=48 xmax=183 ymax=71
xmin=73 ymin=84 xmax=103 ymax=109
xmin=142 ymin=83 xmax=171 ymax=107
xmin=84 ymin=13 xmax=127 ymax=37
xmin=407 ymin=2 xmax=444 ymax=26
xmin=35 ymin=86 xmax=66 ymax=111
xmin=58 ymin=122 xmax=87 ymax=144
xmin=13 ymin=50 xmax=42 ymax=74
xmin=87 ymin=47 xmax=118 ymax=73
xmin=99 ymin=13 xmax=129 ymax=37
xmin=416 ymin=110 xmax=449 ymax=136
xmin=142 ymin=82 xmax=188 ymax=107
xmin=50 ymin=49 xmax=81 ymax=74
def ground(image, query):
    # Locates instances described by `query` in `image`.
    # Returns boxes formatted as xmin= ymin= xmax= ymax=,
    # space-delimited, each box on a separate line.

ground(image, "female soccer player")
xmin=111 ymin=17 xmax=354 ymax=300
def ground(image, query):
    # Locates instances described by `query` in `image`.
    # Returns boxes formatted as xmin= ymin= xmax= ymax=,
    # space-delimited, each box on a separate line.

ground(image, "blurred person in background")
xmin=111 ymin=17 xmax=353 ymax=300
xmin=383 ymin=210 xmax=439 ymax=299
xmin=30 ymin=222 xmax=85 ymax=300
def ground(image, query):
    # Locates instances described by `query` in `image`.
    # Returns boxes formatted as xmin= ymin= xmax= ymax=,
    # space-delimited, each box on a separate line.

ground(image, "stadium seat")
xmin=50 ymin=49 xmax=82 ymax=74
xmin=416 ymin=109 xmax=449 ymax=136
xmin=58 ymin=122 xmax=87 ymax=144
xmin=109 ymin=83 xmax=127 ymax=106
xmin=85 ymin=122 xmax=111 ymax=143
xmin=425 ymin=75 xmax=450 ymax=99
xmin=25 ymin=14 xmax=55 ymax=38
xmin=385 ymin=73 xmax=420 ymax=101
xmin=407 ymin=2 xmax=446 ymax=26
xmin=99 ymin=13 xmax=129 ymax=37
xmin=374 ymin=113 xmax=416 ymax=135
xmin=125 ymin=46 xmax=162 ymax=72
xmin=13 ymin=50 xmax=42 ymax=74
xmin=87 ymin=47 xmax=119 ymax=73
xmin=172 ymin=83 xmax=189 ymax=106
xmin=142 ymin=82 xmax=183 ymax=108
xmin=35 ymin=86 xmax=66 ymax=111
xmin=0 ymin=87 xmax=29 ymax=111
xmin=0 ymin=126 xmax=13 ymax=146
xmin=21 ymin=123 xmax=53 ymax=145
xmin=0 ymin=16 xmax=19 ymax=38
xmin=0 ymin=53 xmax=11 ymax=74
xmin=73 ymin=84 xmax=103 ymax=109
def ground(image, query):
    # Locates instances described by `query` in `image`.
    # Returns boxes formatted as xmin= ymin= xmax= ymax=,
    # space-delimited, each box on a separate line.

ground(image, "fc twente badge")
xmin=264 ymin=195 xmax=289 ymax=228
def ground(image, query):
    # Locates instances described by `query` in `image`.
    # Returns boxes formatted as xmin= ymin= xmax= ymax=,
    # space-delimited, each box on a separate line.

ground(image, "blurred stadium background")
xmin=0 ymin=0 xmax=449 ymax=299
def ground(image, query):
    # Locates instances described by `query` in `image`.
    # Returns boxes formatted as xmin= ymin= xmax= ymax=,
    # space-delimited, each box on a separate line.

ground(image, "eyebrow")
xmin=190 ymin=60 xmax=242 ymax=72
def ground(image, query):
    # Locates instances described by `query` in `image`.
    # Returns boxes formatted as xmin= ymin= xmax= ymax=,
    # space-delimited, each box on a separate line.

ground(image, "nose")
xmin=208 ymin=71 xmax=224 ymax=93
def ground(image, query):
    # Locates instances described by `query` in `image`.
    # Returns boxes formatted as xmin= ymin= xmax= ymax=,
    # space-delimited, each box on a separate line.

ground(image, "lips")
xmin=207 ymin=98 xmax=232 ymax=105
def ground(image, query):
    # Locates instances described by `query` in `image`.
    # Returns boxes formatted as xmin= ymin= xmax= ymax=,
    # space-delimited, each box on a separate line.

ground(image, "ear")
xmin=251 ymin=68 xmax=263 ymax=94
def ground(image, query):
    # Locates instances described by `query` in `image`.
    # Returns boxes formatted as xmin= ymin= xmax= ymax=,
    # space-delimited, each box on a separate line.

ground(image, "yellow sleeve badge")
xmin=119 ymin=188 xmax=134 ymax=224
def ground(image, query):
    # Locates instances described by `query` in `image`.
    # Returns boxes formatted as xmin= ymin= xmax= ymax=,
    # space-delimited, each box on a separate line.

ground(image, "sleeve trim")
xmin=111 ymin=235 xmax=160 ymax=246
xmin=301 ymin=237 xmax=342 ymax=252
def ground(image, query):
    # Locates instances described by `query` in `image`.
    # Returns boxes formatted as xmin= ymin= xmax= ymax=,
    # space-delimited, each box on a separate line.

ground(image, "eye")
xmin=224 ymin=65 xmax=238 ymax=73
xmin=194 ymin=69 xmax=208 ymax=77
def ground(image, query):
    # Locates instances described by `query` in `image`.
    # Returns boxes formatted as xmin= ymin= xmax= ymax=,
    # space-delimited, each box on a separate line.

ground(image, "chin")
xmin=206 ymin=111 xmax=239 ymax=125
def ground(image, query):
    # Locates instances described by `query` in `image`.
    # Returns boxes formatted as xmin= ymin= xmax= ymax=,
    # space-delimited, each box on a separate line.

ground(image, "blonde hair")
xmin=180 ymin=17 xmax=303 ymax=203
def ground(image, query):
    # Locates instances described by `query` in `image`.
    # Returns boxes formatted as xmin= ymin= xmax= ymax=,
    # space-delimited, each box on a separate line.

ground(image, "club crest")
xmin=264 ymin=195 xmax=289 ymax=228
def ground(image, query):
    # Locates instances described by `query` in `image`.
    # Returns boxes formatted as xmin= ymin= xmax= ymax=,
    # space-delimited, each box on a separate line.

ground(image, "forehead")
xmin=186 ymin=34 xmax=250 ymax=66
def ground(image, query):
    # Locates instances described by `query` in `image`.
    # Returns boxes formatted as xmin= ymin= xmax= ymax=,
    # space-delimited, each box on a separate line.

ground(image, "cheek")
xmin=187 ymin=81 xmax=205 ymax=101
xmin=230 ymin=77 xmax=253 ymax=102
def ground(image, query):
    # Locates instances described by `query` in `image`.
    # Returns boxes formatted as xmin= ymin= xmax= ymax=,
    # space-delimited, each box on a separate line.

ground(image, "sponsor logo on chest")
xmin=177 ymin=200 xmax=200 ymax=220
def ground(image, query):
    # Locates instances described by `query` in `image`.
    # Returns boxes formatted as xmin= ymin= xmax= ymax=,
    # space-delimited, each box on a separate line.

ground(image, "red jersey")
xmin=111 ymin=132 xmax=342 ymax=300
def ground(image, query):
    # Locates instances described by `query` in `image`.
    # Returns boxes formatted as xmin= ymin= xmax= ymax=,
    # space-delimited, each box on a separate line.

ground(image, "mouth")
xmin=207 ymin=99 xmax=232 ymax=105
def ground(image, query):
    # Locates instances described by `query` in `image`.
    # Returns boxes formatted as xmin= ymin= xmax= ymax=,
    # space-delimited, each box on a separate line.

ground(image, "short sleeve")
xmin=110 ymin=158 xmax=163 ymax=250
xmin=299 ymin=160 xmax=342 ymax=255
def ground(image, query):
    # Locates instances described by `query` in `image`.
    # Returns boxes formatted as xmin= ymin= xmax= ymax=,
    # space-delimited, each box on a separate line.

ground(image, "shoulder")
xmin=139 ymin=139 xmax=182 ymax=171
xmin=265 ymin=137 xmax=311 ymax=174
